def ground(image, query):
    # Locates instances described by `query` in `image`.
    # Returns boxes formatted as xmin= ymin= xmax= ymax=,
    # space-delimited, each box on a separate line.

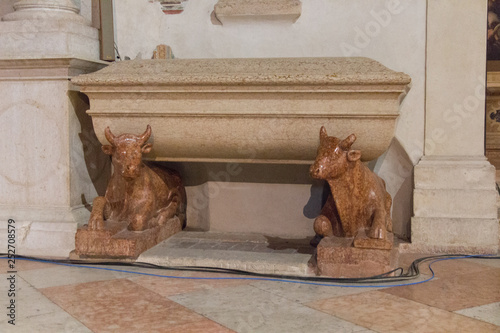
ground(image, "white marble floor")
xmin=1 ymin=255 xmax=499 ymax=332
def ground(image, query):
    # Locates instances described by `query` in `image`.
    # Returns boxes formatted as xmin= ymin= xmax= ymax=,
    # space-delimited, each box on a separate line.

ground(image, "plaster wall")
xmin=112 ymin=0 xmax=426 ymax=239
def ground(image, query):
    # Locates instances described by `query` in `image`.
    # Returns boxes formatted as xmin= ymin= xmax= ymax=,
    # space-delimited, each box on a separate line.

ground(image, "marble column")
xmin=0 ymin=0 xmax=108 ymax=256
xmin=0 ymin=0 xmax=99 ymax=59
xmin=410 ymin=0 xmax=499 ymax=253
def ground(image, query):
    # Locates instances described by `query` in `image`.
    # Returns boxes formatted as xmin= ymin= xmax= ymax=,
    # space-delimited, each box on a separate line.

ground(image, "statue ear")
xmin=102 ymin=145 xmax=114 ymax=155
xmin=347 ymin=150 xmax=361 ymax=162
xmin=142 ymin=143 xmax=152 ymax=154
xmin=320 ymin=126 xmax=328 ymax=141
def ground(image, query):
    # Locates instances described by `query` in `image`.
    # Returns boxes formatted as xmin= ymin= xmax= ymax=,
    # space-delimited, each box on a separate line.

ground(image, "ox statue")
xmin=88 ymin=125 xmax=186 ymax=232
xmin=310 ymin=127 xmax=392 ymax=245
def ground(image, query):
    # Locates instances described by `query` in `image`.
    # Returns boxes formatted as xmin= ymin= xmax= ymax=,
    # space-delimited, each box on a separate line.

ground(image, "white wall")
xmin=113 ymin=0 xmax=427 ymax=239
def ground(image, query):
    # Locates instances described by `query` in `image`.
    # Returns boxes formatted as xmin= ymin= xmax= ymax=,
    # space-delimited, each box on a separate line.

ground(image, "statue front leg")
xmin=88 ymin=196 xmax=107 ymax=230
xmin=367 ymin=208 xmax=388 ymax=240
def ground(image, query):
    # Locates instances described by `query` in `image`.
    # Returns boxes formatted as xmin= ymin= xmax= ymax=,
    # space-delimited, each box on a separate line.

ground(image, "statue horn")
xmin=104 ymin=127 xmax=116 ymax=145
xmin=138 ymin=125 xmax=152 ymax=145
xmin=340 ymin=134 xmax=356 ymax=150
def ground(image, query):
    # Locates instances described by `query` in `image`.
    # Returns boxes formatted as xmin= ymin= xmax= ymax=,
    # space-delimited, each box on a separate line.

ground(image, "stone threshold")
xmin=137 ymin=231 xmax=316 ymax=276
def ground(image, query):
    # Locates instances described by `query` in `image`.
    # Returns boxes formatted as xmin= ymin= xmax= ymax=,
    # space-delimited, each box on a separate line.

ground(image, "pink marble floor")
xmin=1 ymin=255 xmax=500 ymax=332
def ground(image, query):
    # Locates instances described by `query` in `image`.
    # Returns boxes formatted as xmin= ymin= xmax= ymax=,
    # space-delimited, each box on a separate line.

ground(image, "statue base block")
xmin=74 ymin=217 xmax=183 ymax=259
xmin=310 ymin=236 xmax=399 ymax=278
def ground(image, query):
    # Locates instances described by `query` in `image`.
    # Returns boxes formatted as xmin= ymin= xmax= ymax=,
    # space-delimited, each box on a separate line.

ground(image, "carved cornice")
xmin=72 ymin=57 xmax=411 ymax=87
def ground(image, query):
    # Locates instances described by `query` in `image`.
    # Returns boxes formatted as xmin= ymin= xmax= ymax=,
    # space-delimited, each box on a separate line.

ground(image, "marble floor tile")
xmin=40 ymin=278 xmax=231 ymax=333
xmin=0 ymin=274 xmax=63 ymax=323
xmin=128 ymin=270 xmax=252 ymax=297
xmin=18 ymin=263 xmax=132 ymax=289
xmin=249 ymin=272 xmax=434 ymax=304
xmin=307 ymin=291 xmax=500 ymax=333
xmin=455 ymin=302 xmax=500 ymax=326
xmin=169 ymin=284 xmax=371 ymax=333
xmin=382 ymin=269 xmax=500 ymax=311
xmin=1 ymin=310 xmax=93 ymax=333
xmin=249 ymin=280 xmax=384 ymax=303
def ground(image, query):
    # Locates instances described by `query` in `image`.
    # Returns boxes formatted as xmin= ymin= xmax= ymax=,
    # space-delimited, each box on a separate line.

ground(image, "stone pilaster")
xmin=410 ymin=0 xmax=499 ymax=253
xmin=0 ymin=1 xmax=107 ymax=257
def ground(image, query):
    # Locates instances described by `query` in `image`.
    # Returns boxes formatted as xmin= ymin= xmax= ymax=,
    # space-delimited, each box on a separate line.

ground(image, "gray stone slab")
xmin=138 ymin=231 xmax=316 ymax=276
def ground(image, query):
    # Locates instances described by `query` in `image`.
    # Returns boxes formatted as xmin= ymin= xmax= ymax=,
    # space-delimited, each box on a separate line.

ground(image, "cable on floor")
xmin=0 ymin=253 xmax=498 ymax=288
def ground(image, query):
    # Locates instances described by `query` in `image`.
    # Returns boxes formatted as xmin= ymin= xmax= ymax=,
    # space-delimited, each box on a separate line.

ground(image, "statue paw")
xmin=313 ymin=215 xmax=333 ymax=237
xmin=88 ymin=216 xmax=104 ymax=231
xmin=367 ymin=225 xmax=386 ymax=240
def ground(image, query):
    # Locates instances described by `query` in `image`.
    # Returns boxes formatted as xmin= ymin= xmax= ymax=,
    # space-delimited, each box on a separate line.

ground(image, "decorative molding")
xmin=213 ymin=0 xmax=301 ymax=24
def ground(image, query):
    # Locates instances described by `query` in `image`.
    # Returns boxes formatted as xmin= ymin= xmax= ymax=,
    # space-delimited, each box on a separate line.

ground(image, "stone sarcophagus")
xmin=72 ymin=57 xmax=410 ymax=164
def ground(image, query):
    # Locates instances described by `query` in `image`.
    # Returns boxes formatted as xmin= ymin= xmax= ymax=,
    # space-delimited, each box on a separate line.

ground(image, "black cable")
xmin=0 ymin=253 xmax=498 ymax=285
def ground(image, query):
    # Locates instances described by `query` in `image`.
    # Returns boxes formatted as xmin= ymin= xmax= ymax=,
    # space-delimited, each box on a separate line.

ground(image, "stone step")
xmin=138 ymin=231 xmax=315 ymax=276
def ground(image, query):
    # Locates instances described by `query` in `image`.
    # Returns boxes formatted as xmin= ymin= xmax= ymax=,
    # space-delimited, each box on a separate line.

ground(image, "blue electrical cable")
xmin=1 ymin=254 xmax=497 ymax=288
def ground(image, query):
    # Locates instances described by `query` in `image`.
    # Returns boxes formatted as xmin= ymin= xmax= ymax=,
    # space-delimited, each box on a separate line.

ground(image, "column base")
xmin=0 ymin=205 xmax=90 ymax=257
xmin=0 ymin=19 xmax=99 ymax=60
xmin=411 ymin=156 xmax=499 ymax=254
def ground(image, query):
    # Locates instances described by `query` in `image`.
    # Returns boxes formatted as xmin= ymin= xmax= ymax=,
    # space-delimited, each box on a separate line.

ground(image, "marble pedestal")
xmin=74 ymin=217 xmax=183 ymax=259
xmin=311 ymin=236 xmax=399 ymax=278
xmin=410 ymin=157 xmax=499 ymax=254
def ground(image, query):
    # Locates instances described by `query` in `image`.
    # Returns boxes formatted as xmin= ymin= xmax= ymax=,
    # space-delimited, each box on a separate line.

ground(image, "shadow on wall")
xmin=69 ymin=91 xmax=111 ymax=210
xmin=156 ymin=136 xmax=415 ymax=241
xmin=158 ymin=161 xmax=327 ymax=226
xmin=373 ymin=137 xmax=414 ymax=241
